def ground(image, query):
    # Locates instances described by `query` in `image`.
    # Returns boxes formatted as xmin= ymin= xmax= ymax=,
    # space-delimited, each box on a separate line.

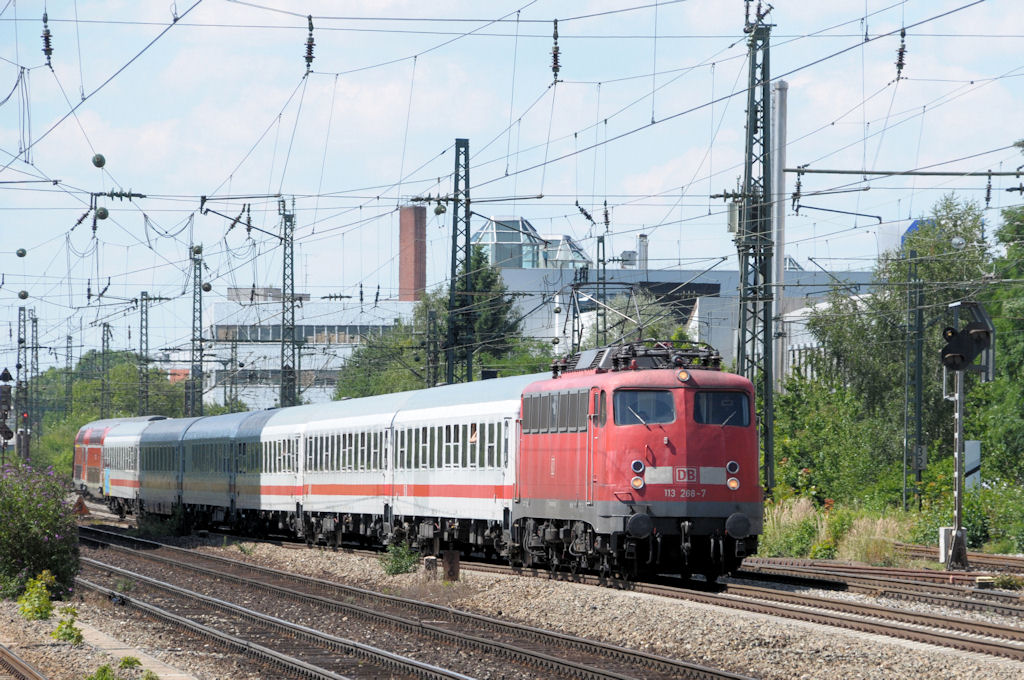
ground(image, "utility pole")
xmin=65 ymin=334 xmax=73 ymax=417
xmin=228 ymin=339 xmax=239 ymax=410
xmin=445 ymin=138 xmax=472 ymax=384
xmin=138 ymin=291 xmax=171 ymax=415
xmin=279 ymin=199 xmax=298 ymax=407
xmin=139 ymin=291 xmax=150 ymax=415
xmin=30 ymin=310 xmax=39 ymax=438
xmin=596 ymin=236 xmax=607 ymax=347
xmin=16 ymin=307 xmax=28 ymax=460
xmin=100 ymin=323 xmax=112 ymax=419
xmin=772 ymin=79 xmax=788 ymax=388
xmin=187 ymin=245 xmax=206 ymax=417
xmin=902 ymin=252 xmax=925 ymax=510
xmin=735 ymin=1 xmax=775 ymax=491
xmin=426 ymin=309 xmax=439 ymax=387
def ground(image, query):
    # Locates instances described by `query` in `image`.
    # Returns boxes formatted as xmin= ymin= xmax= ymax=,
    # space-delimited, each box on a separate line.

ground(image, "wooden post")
xmin=442 ymin=549 xmax=460 ymax=581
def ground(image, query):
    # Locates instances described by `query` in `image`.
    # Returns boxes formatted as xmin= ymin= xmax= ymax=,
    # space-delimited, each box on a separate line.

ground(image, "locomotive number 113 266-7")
xmin=663 ymin=487 xmax=707 ymax=498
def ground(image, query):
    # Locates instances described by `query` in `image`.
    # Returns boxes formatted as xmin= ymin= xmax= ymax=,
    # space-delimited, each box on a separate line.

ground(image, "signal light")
xmin=940 ymin=321 xmax=990 ymax=371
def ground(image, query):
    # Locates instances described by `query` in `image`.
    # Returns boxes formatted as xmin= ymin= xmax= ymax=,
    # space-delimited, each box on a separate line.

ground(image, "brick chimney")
xmin=399 ymin=205 xmax=426 ymax=301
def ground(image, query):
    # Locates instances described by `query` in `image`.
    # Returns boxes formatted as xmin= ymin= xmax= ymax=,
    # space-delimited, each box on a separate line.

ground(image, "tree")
xmin=23 ymin=350 xmax=190 ymax=473
xmin=968 ymin=203 xmax=1024 ymax=482
xmin=776 ymin=195 xmax=993 ymax=503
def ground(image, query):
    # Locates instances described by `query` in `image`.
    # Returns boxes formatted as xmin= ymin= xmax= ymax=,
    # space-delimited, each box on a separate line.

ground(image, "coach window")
xmin=421 ymin=427 xmax=429 ymax=469
xmin=427 ymin=428 xmax=436 ymax=468
xmin=443 ymin=425 xmax=454 ymax=468
xmin=411 ymin=428 xmax=418 ymax=469
xmin=614 ymin=390 xmax=675 ymax=426
xmin=694 ymin=391 xmax=750 ymax=427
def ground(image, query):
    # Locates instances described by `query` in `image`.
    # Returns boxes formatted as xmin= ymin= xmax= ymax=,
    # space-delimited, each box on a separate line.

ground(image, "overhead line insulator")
xmin=895 ymin=28 xmax=907 ymax=80
xmin=304 ymin=15 xmax=315 ymax=74
xmin=41 ymin=13 xmax=53 ymax=68
xmin=550 ymin=19 xmax=560 ymax=82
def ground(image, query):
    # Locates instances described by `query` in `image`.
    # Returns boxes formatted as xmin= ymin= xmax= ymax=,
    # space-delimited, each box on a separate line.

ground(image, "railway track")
xmin=79 ymin=527 xmax=751 ymax=680
xmin=895 ymin=543 xmax=1024 ymax=573
xmin=77 ymin=571 xmax=474 ymax=680
xmin=737 ymin=560 xmax=1024 ymax=618
xmin=0 ymin=643 xmax=47 ymax=680
xmin=457 ymin=562 xmax=1024 ymax=661
xmin=82 ymin=527 xmax=1024 ymax=663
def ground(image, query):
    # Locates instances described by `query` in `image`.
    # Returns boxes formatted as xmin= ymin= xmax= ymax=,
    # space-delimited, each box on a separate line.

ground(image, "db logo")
xmin=675 ymin=467 xmax=698 ymax=483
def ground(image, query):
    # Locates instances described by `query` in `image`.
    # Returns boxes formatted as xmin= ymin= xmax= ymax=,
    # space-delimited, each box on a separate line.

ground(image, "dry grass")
xmin=760 ymin=497 xmax=829 ymax=557
xmin=764 ymin=497 xmax=821 ymax=536
xmin=836 ymin=515 xmax=909 ymax=566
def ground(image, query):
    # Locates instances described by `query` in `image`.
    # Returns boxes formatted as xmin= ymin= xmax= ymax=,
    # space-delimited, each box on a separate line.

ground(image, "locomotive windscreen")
xmin=693 ymin=391 xmax=750 ymax=427
xmin=613 ymin=390 xmax=675 ymax=425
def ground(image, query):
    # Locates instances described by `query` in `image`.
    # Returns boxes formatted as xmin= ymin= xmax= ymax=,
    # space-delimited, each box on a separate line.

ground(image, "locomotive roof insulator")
xmin=551 ymin=340 xmax=723 ymax=377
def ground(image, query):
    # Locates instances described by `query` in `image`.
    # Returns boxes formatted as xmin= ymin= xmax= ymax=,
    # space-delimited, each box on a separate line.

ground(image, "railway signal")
xmin=940 ymin=322 xmax=990 ymax=370
xmin=941 ymin=301 xmax=995 ymax=571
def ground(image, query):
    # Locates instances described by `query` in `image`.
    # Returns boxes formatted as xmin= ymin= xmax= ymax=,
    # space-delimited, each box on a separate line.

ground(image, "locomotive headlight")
xmin=630 ymin=459 xmax=645 ymax=474
xmin=726 ymin=477 xmax=741 ymax=491
xmin=630 ymin=476 xmax=645 ymax=490
xmin=726 ymin=460 xmax=740 ymax=474
xmin=676 ymin=370 xmax=690 ymax=383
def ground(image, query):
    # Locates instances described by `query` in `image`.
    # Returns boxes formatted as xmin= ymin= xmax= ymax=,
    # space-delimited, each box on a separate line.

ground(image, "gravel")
xmin=3 ymin=533 xmax=1023 ymax=680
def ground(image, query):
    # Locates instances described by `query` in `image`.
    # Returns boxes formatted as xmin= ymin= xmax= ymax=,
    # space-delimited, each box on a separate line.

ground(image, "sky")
xmin=1 ymin=0 xmax=1022 ymax=375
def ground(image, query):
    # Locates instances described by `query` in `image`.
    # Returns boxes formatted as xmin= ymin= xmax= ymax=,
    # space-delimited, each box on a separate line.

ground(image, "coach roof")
xmin=263 ymin=372 xmax=547 ymax=428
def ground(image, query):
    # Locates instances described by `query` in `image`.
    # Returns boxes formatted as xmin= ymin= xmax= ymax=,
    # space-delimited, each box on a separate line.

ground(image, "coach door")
xmin=586 ymin=388 xmax=605 ymax=506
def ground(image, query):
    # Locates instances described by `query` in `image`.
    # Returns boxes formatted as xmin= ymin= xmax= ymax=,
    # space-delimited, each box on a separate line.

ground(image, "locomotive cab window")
xmin=613 ymin=390 xmax=675 ymax=426
xmin=694 ymin=391 xmax=750 ymax=427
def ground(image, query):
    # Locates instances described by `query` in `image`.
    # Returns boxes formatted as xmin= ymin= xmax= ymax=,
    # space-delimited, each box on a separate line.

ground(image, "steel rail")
xmin=736 ymin=564 xmax=1024 ymax=617
xmin=462 ymin=561 xmax=1024 ymax=660
xmin=80 ymin=528 xmax=750 ymax=680
xmin=895 ymin=543 xmax=1024 ymax=573
xmin=78 ymin=569 xmax=475 ymax=680
xmin=0 ymin=642 xmax=48 ymax=680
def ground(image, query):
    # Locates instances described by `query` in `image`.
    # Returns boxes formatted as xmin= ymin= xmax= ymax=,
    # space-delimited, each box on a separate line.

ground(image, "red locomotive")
xmin=515 ymin=342 xmax=760 ymax=579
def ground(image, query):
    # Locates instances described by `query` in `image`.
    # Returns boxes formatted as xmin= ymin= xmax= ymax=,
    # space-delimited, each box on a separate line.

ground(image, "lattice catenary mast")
xmin=736 ymin=1 xmax=775 ymax=490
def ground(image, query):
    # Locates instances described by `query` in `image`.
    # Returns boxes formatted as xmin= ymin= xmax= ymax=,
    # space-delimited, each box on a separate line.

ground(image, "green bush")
xmin=979 ymin=482 xmax=1024 ymax=552
xmin=809 ymin=539 xmax=837 ymax=560
xmin=380 ymin=542 xmax=420 ymax=575
xmin=761 ymin=517 xmax=818 ymax=557
xmin=141 ymin=670 xmax=161 ymax=680
xmin=824 ymin=507 xmax=855 ymax=544
xmin=982 ymin=538 xmax=1017 ymax=555
xmin=85 ymin=664 xmax=117 ymax=680
xmin=17 ymin=571 xmax=55 ymax=620
xmin=118 ymin=656 xmax=141 ymax=669
xmin=993 ymin=574 xmax=1024 ymax=590
xmin=0 ymin=463 xmax=79 ymax=598
xmin=52 ymin=605 xmax=83 ymax=644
